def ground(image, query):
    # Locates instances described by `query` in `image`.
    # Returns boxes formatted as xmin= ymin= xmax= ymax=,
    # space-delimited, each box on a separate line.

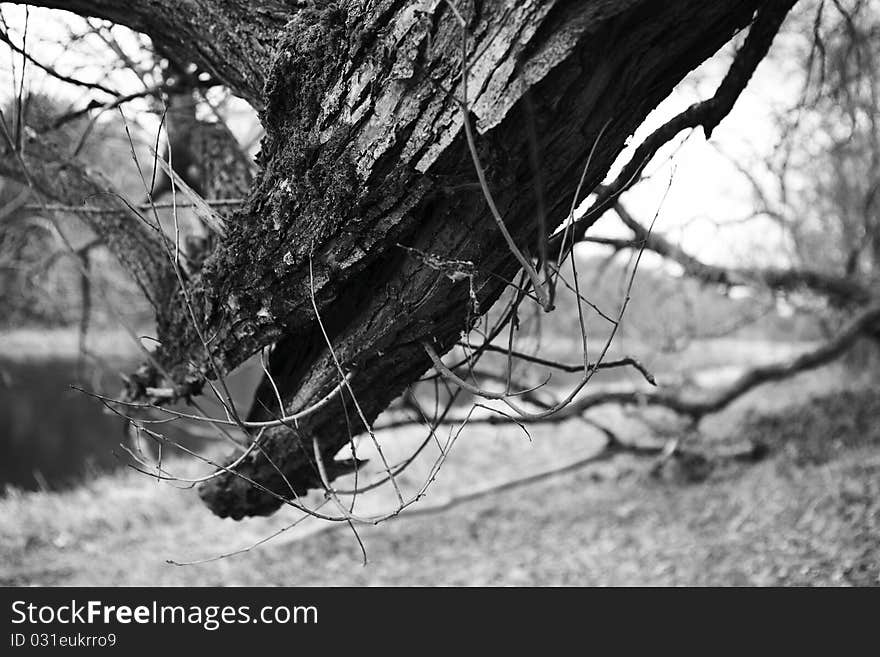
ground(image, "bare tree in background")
xmin=571 ymin=0 xmax=880 ymax=428
xmin=0 ymin=0 xmax=808 ymax=530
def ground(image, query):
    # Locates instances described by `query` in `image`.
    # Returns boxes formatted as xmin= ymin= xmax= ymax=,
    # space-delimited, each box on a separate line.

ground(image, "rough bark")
xmin=10 ymin=0 xmax=795 ymax=518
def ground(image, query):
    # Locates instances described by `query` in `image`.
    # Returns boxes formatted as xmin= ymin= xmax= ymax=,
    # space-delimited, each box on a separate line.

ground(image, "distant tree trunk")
xmin=8 ymin=0 xmax=796 ymax=518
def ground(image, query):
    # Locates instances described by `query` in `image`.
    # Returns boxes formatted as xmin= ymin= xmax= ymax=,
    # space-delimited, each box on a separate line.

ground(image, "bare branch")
xmin=0 ymin=25 xmax=119 ymax=96
xmin=454 ymin=341 xmax=656 ymax=385
xmin=0 ymin=112 xmax=176 ymax=307
xmin=606 ymin=200 xmax=874 ymax=306
xmin=552 ymin=0 xmax=798 ymax=254
xmin=551 ymin=302 xmax=880 ymax=422
xmin=7 ymin=0 xmax=290 ymax=106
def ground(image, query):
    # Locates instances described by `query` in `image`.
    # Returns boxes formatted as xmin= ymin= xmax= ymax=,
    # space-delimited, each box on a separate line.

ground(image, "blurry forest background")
xmin=0 ymin=0 xmax=878 ymax=585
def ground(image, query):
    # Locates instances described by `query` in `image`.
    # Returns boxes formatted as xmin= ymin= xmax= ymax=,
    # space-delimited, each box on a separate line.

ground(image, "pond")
xmin=0 ymin=355 xmax=261 ymax=492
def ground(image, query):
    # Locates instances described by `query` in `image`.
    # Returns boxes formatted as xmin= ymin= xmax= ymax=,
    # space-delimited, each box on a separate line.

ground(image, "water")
xmin=0 ymin=356 xmax=260 ymax=492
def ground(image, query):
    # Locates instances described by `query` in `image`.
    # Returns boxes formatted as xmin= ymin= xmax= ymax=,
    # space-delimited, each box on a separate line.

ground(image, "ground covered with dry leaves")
xmin=1 ymin=387 xmax=878 ymax=586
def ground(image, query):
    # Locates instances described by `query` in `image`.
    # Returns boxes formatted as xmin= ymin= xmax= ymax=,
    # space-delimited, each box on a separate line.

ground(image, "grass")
xmin=1 ymin=363 xmax=878 ymax=586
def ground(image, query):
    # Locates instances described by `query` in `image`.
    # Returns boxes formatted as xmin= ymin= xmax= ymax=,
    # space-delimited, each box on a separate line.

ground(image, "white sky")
xmin=0 ymin=5 xmax=802 ymax=269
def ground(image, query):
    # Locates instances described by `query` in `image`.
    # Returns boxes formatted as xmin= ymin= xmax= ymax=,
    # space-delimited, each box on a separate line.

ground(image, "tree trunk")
xmin=10 ymin=0 xmax=791 ymax=518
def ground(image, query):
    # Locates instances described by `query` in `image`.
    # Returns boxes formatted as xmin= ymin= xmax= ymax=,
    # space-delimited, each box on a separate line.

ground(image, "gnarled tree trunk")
xmin=7 ymin=0 xmax=796 ymax=518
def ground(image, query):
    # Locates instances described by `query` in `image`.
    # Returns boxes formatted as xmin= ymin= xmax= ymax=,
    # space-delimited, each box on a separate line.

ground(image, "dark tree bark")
xmin=7 ymin=0 xmax=798 ymax=518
